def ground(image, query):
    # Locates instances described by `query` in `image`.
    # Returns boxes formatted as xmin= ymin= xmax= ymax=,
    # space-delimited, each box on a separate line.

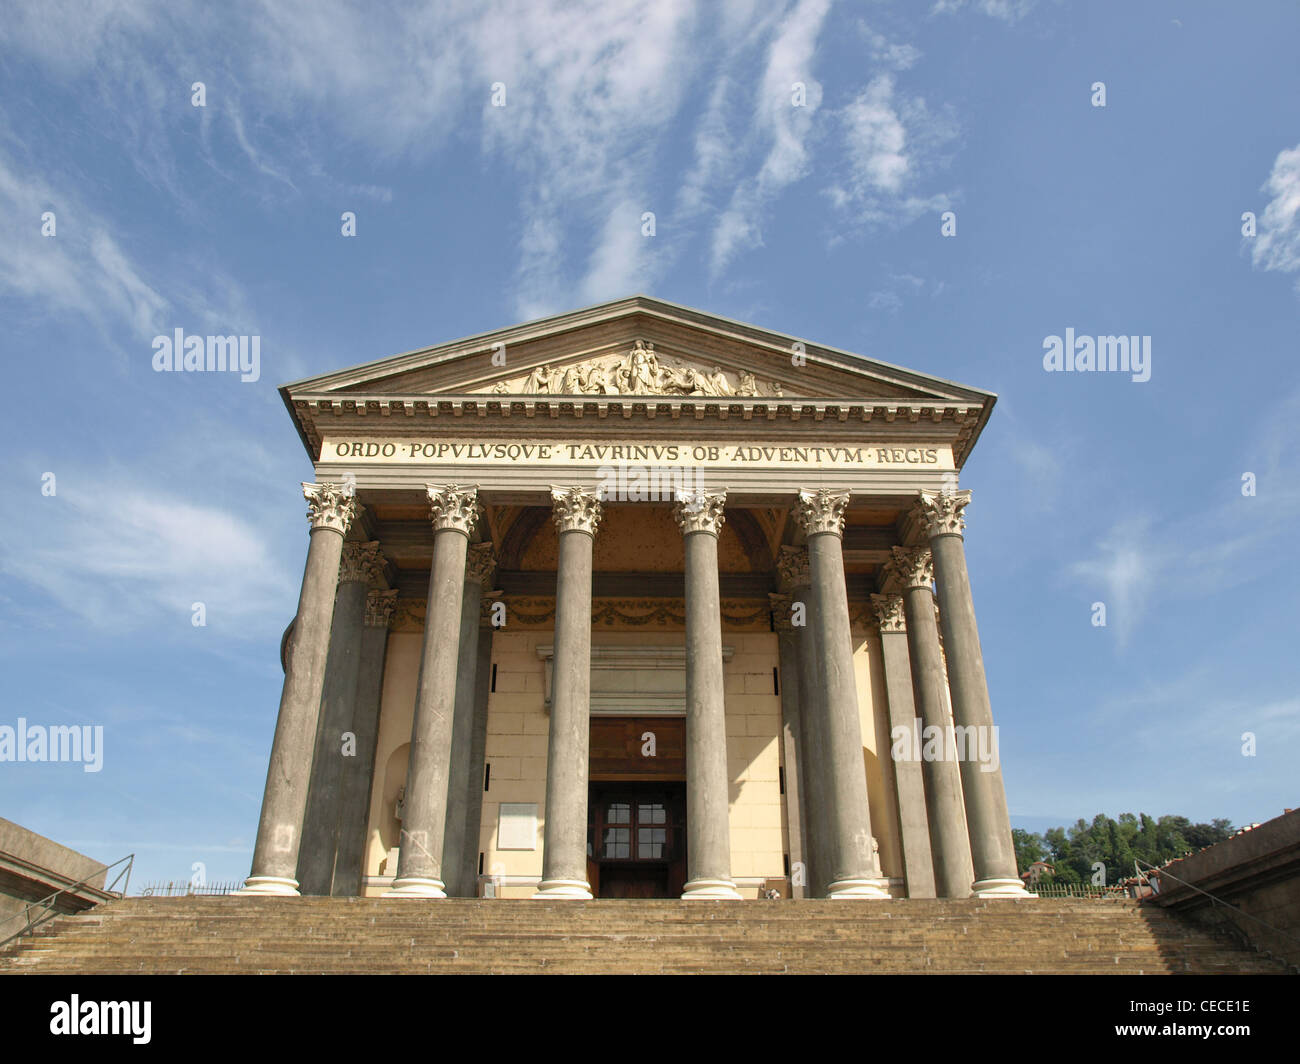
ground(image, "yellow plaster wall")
xmin=479 ymin=629 xmax=550 ymax=898
xmin=854 ymin=628 xmax=903 ymax=888
xmin=362 ymin=631 xmax=422 ymax=890
xmin=362 ymin=617 xmax=903 ymax=899
xmin=723 ymin=631 xmax=787 ymax=896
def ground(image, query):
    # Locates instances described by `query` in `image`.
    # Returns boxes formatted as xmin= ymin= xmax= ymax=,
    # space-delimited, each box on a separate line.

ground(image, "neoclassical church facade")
xmin=239 ymin=297 xmax=1030 ymax=901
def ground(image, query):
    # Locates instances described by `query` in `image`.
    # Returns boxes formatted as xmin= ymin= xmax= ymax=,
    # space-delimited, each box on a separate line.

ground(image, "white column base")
xmin=236 ymin=875 xmax=300 ymax=897
xmin=827 ymin=877 xmax=891 ymax=899
xmin=383 ymin=877 xmax=447 ymax=899
xmin=532 ymin=879 xmax=593 ymax=900
xmin=972 ymin=877 xmax=1036 ymax=898
xmin=681 ymin=878 xmax=743 ymax=900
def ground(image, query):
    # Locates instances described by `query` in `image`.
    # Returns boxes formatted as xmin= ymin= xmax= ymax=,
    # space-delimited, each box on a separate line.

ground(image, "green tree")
xmin=1012 ymin=828 xmax=1046 ymax=874
xmin=1185 ymin=818 xmax=1234 ymax=850
xmin=1031 ymin=811 xmax=1235 ymax=886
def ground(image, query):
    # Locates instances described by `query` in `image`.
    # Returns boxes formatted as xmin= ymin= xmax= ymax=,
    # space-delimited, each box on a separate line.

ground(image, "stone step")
xmin=2 ymin=897 xmax=1283 ymax=975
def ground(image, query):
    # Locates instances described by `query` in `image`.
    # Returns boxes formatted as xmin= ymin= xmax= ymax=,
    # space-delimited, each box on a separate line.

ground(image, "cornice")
xmin=287 ymin=394 xmax=985 ymax=465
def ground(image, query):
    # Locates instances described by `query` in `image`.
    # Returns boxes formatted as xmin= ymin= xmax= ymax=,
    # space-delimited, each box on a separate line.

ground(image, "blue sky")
xmin=1 ymin=0 xmax=1297 ymax=889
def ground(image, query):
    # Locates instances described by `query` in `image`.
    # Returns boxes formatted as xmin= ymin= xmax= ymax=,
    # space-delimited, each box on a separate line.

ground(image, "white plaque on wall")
xmin=498 ymin=803 xmax=538 ymax=851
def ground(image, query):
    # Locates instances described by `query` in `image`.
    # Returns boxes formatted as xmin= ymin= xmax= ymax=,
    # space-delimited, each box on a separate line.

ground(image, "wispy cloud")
xmin=709 ymin=0 xmax=832 ymax=278
xmin=1251 ymin=142 xmax=1300 ymax=288
xmin=825 ymin=71 xmax=958 ymax=230
xmin=3 ymin=1 xmax=974 ymax=325
xmin=0 ymin=155 xmax=169 ymax=339
xmin=1067 ymin=386 xmax=1300 ymax=649
xmin=0 ymin=480 xmax=295 ymax=634
xmin=931 ymin=0 xmax=1038 ymax=22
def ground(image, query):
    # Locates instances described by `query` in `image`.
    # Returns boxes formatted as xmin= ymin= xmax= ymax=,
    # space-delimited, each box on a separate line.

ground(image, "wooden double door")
xmin=586 ymin=716 xmax=687 ymax=899
xmin=586 ymin=781 xmax=687 ymax=899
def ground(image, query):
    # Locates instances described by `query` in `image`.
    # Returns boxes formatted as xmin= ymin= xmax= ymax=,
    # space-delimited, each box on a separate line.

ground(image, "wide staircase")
xmin=0 ymin=896 xmax=1288 ymax=974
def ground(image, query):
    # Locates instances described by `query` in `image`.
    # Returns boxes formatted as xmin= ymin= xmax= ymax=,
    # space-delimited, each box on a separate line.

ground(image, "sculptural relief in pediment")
xmin=481 ymin=340 xmax=787 ymax=398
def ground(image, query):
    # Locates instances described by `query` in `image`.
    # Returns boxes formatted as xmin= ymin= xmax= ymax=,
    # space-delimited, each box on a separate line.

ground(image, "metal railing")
xmin=0 ymin=853 xmax=133 ymax=951
xmin=138 ymin=879 xmax=245 ymax=897
xmin=1028 ymin=883 xmax=1128 ymax=899
xmin=1134 ymin=857 xmax=1300 ymax=968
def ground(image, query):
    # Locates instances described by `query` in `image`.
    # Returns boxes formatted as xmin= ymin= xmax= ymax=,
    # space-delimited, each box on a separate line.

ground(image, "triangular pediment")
xmin=279 ymin=296 xmax=997 ymax=465
xmin=281 ymin=296 xmax=993 ymax=405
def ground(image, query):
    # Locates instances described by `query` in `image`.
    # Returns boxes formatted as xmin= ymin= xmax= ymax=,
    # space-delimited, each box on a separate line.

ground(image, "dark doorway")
xmin=587 ymin=781 xmax=686 ymax=899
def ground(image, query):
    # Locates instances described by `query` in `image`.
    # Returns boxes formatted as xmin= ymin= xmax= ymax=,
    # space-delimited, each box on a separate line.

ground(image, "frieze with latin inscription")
xmin=324 ymin=438 xmax=951 ymax=469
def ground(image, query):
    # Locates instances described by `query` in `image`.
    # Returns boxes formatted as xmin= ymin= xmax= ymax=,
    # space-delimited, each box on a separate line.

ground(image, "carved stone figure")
xmin=559 ymin=364 xmax=585 ymax=393
xmin=585 ymin=363 xmax=617 ymax=394
xmin=627 ymin=340 xmax=658 ymax=394
xmin=704 ymin=366 xmax=732 ymax=397
xmin=483 ymin=344 xmax=783 ymax=399
xmin=524 ymin=364 xmax=553 ymax=393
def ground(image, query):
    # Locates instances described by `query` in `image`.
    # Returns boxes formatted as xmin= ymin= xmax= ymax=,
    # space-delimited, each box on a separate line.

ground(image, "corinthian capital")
xmin=466 ymin=542 xmax=498 ymax=585
xmin=775 ymin=545 xmax=810 ymax=590
xmin=340 ymin=541 xmax=385 ymax=584
xmin=916 ymin=489 xmax=972 ymax=538
xmin=427 ymin=484 xmax=482 ymax=535
xmin=674 ymin=490 xmax=726 ymax=536
xmin=551 ymin=486 xmax=603 ymax=535
xmin=304 ymin=482 xmax=359 ymax=534
xmin=796 ymin=488 xmax=850 ymax=538
xmin=869 ymin=593 xmax=906 ymax=634
xmin=365 ymin=589 xmax=398 ymax=629
xmin=884 ymin=546 xmax=933 ymax=591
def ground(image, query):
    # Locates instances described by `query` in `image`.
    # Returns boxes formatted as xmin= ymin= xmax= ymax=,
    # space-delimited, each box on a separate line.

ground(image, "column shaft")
xmin=889 ymin=545 xmax=973 ymax=899
xmin=332 ymin=589 xmax=395 ymax=897
xmin=792 ymin=599 xmax=831 ymax=897
xmin=799 ymin=489 xmax=888 ymax=899
xmin=457 ymin=622 xmax=495 ymax=897
xmin=241 ymin=483 xmax=356 ymax=896
xmin=535 ymin=488 xmax=601 ymax=899
xmin=871 ymin=594 xmax=937 ymax=899
xmin=299 ymin=542 xmax=382 ymax=895
xmin=776 ymin=548 xmax=828 ymax=897
xmin=678 ymin=493 xmax=740 ymax=899
xmin=921 ymin=489 xmax=1028 ymax=897
xmin=386 ymin=486 xmax=481 ymax=898
xmin=296 ymin=577 xmax=367 ymax=894
xmin=772 ymin=610 xmax=810 ymax=900
xmin=440 ymin=545 xmax=493 ymax=897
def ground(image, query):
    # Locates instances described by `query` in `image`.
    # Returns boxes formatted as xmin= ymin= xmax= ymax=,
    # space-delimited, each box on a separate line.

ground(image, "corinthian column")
xmin=333 ymin=588 xmax=397 ymax=896
xmin=776 ymin=546 xmax=828 ymax=897
xmin=441 ymin=542 xmax=496 ymax=897
xmin=298 ymin=541 xmax=385 ymax=895
xmin=915 ymin=490 xmax=1029 ymax=897
xmin=241 ymin=483 xmax=357 ymax=895
xmin=884 ymin=546 xmax=972 ymax=898
xmin=769 ymin=591 xmax=810 ymax=899
xmin=385 ymin=485 xmax=482 ymax=899
xmin=534 ymin=487 xmax=602 ymax=899
xmin=868 ymin=592 xmax=937 ymax=899
xmin=675 ymin=491 xmax=741 ymax=899
xmin=795 ymin=488 xmax=888 ymax=899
